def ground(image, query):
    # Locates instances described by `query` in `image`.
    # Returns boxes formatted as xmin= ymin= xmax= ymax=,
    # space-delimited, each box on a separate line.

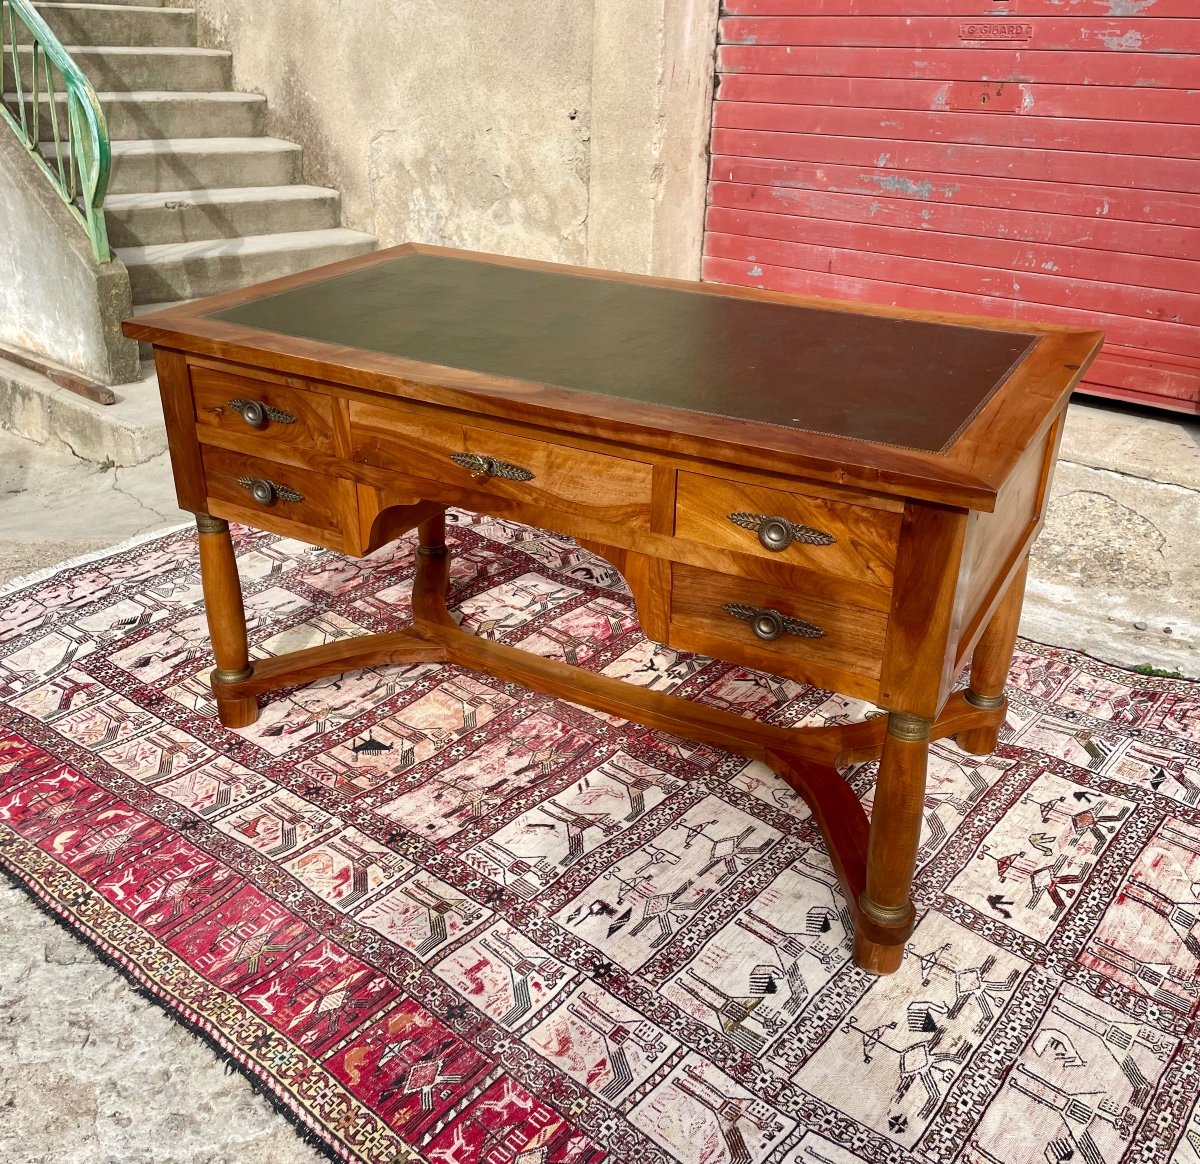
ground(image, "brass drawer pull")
xmin=237 ymin=476 xmax=304 ymax=506
xmin=450 ymin=451 xmax=535 ymax=483
xmin=723 ymin=602 xmax=825 ymax=641
xmin=728 ymin=512 xmax=835 ymax=552
xmin=228 ymin=397 xmax=296 ymax=429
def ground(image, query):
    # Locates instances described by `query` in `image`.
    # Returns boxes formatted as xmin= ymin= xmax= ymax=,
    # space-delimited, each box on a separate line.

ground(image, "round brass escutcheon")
xmin=751 ymin=609 xmax=785 ymax=641
xmin=470 ymin=456 xmax=497 ymax=482
xmin=238 ymin=399 xmax=268 ymax=429
xmin=247 ymin=478 xmax=276 ymax=506
xmin=757 ymin=517 xmax=793 ymax=553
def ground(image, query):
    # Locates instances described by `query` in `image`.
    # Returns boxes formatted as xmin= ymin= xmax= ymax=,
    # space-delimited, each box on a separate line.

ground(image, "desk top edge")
xmin=124 ymin=243 xmax=1105 ymax=511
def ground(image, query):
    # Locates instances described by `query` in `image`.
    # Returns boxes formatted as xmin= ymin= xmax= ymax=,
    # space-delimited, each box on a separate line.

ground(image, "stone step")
xmin=13 ymin=45 xmax=231 ymax=92
xmin=12 ymin=90 xmax=265 ymax=141
xmin=118 ymin=228 xmax=378 ymax=303
xmin=23 ymin=3 xmax=196 ymax=47
xmin=106 ymin=185 xmax=341 ymax=247
xmin=41 ymin=137 xmax=303 ymax=194
xmin=0 ymin=354 xmax=167 ymax=467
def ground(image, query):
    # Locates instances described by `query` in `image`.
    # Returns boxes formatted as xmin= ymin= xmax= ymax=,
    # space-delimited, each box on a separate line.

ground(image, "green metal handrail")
xmin=0 ymin=0 xmax=110 ymax=262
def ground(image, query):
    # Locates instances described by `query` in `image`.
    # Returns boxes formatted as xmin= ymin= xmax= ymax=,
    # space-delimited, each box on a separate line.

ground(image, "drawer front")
xmin=191 ymin=364 xmax=335 ymax=453
xmin=668 ymin=563 xmax=887 ymax=699
xmin=349 ymin=399 xmax=653 ymax=527
xmin=201 ymin=445 xmax=352 ymax=544
xmin=675 ymin=472 xmax=900 ymax=589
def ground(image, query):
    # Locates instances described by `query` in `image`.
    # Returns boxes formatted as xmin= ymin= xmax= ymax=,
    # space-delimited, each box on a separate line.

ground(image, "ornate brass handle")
xmin=228 ymin=397 xmax=296 ymax=429
xmin=728 ymin=512 xmax=835 ymax=552
xmin=450 ymin=451 xmax=535 ymax=483
xmin=722 ymin=602 xmax=825 ymax=641
xmin=237 ymin=476 xmax=304 ymax=506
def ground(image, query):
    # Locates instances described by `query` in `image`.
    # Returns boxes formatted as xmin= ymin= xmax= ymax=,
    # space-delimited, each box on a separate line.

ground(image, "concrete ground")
xmin=0 ymin=394 xmax=1196 ymax=1161
xmin=0 ymin=433 xmax=180 ymax=586
xmin=1024 ymin=399 xmax=1199 ymax=678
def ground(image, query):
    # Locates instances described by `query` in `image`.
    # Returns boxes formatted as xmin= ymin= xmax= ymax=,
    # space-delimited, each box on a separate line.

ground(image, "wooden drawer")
xmin=675 ymin=472 xmax=900 ymax=589
xmin=191 ymin=364 xmax=336 ymax=454
xmin=201 ymin=445 xmax=355 ymax=548
xmin=349 ymin=399 xmax=653 ymax=527
xmin=668 ymin=563 xmax=887 ymax=700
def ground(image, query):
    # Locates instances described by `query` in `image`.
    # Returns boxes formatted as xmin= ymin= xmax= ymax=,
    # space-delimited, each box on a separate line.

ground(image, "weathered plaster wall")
xmin=0 ymin=133 xmax=139 ymax=386
xmin=189 ymin=0 xmax=716 ymax=277
xmin=588 ymin=0 xmax=719 ymax=277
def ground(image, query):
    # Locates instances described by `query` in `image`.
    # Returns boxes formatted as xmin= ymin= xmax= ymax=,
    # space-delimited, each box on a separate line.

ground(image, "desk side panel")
xmin=154 ymin=346 xmax=206 ymax=514
xmin=952 ymin=413 xmax=1064 ymax=674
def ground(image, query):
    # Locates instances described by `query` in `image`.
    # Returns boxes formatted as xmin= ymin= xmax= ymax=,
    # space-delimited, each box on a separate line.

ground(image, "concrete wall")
xmin=189 ymin=0 xmax=717 ymax=278
xmin=589 ymin=0 xmax=720 ymax=276
xmin=0 ymin=132 xmax=140 ymax=386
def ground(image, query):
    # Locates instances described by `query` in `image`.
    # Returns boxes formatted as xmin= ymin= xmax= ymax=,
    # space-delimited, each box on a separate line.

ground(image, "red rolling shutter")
xmin=703 ymin=0 xmax=1200 ymax=414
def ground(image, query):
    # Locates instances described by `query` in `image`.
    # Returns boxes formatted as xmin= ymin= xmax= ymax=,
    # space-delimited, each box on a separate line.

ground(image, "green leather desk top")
xmin=209 ymin=252 xmax=1038 ymax=455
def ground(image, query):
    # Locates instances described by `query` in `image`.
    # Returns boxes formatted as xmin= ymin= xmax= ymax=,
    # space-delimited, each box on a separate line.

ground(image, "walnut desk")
xmin=124 ymin=245 xmax=1102 ymax=974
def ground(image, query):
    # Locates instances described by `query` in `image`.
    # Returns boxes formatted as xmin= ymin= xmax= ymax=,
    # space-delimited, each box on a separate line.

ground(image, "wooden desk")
xmin=124 ymin=244 xmax=1102 ymax=974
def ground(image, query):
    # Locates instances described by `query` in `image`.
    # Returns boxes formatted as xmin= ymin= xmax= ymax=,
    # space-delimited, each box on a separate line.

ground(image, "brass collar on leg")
xmin=195 ymin=513 xmax=229 ymax=535
xmin=858 ymin=893 xmax=916 ymax=928
xmin=212 ymin=665 xmax=253 ymax=686
xmin=964 ymin=690 xmax=1007 ymax=711
xmin=887 ymin=712 xmax=933 ymax=742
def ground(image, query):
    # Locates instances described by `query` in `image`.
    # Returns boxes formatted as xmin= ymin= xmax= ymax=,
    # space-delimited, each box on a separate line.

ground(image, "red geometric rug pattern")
xmin=1 ymin=512 xmax=1198 ymax=1163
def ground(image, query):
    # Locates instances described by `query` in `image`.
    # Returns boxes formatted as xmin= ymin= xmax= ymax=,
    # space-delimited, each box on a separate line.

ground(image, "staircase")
xmin=27 ymin=0 xmax=376 ymax=314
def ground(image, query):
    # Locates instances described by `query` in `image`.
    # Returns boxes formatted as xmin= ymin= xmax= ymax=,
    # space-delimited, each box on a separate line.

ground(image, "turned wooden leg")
xmin=854 ymin=712 xmax=929 ymax=974
xmin=412 ymin=509 xmax=456 ymax=627
xmin=418 ymin=510 xmax=447 ymax=556
xmin=957 ymin=558 xmax=1028 ymax=756
xmin=196 ymin=514 xmax=258 ymax=728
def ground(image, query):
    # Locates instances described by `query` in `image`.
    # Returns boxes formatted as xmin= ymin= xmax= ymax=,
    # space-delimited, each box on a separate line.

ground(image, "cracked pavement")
xmin=0 ymin=395 xmax=1196 ymax=1161
xmin=0 ymin=430 xmax=184 ymax=587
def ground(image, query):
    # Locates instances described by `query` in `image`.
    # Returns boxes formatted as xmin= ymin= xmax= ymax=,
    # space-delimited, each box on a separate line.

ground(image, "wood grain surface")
xmin=127 ymin=244 xmax=1082 ymax=975
xmin=675 ymin=470 xmax=900 ymax=587
xmin=192 ymin=363 xmax=336 ymax=454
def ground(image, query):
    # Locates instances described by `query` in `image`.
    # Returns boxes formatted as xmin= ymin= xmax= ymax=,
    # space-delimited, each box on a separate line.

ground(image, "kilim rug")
xmin=1 ymin=511 xmax=1199 ymax=1164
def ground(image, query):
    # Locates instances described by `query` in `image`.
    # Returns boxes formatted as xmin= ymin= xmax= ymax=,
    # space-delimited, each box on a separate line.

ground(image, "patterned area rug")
xmin=1 ymin=512 xmax=1199 ymax=1164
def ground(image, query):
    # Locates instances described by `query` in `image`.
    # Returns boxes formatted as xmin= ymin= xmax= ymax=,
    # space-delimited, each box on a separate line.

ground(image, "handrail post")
xmin=0 ymin=0 xmax=111 ymax=263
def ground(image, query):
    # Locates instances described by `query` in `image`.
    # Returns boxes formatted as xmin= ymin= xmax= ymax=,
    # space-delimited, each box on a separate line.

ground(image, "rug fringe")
xmin=0 ymin=522 xmax=192 ymax=598
xmin=0 ymin=859 xmax=357 ymax=1164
